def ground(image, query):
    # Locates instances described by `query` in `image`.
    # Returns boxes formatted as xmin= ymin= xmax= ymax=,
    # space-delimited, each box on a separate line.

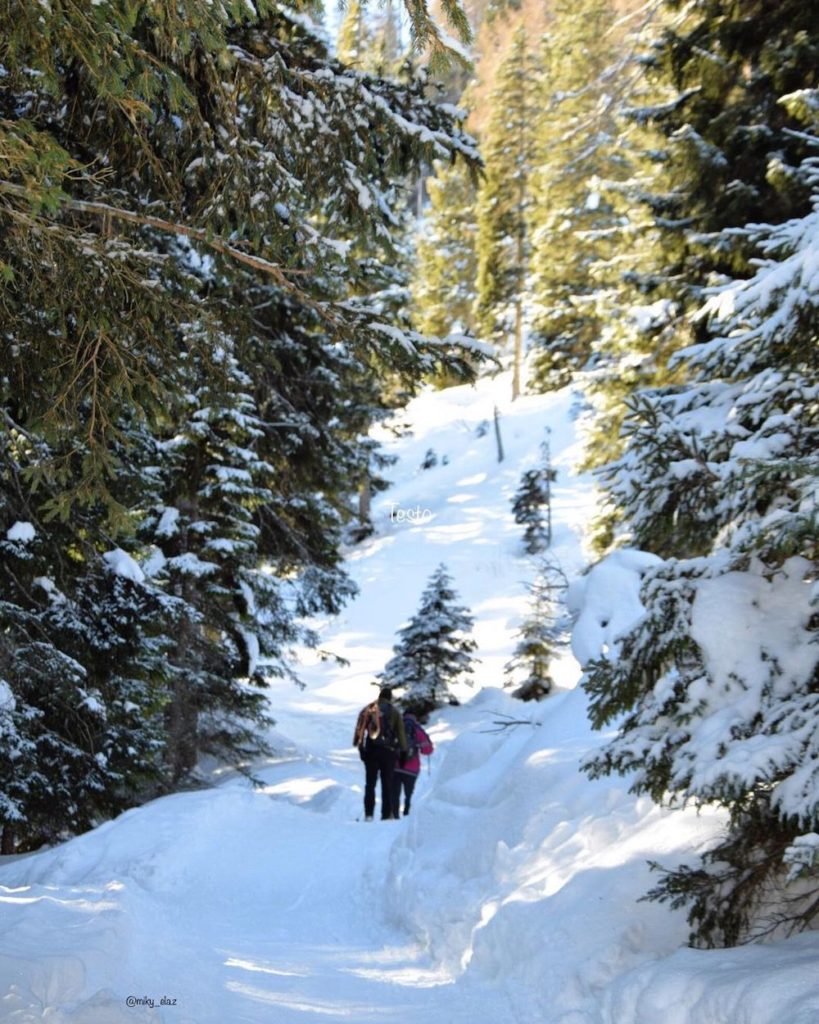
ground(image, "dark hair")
xmin=378 ymin=686 xmax=393 ymax=701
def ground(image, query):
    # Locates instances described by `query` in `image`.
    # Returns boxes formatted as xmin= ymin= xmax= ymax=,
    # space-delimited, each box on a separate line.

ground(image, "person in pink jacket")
xmin=392 ymin=711 xmax=434 ymax=817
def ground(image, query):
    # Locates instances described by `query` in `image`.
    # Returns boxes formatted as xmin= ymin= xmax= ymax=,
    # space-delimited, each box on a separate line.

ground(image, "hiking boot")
xmin=364 ymin=815 xmax=374 ymax=821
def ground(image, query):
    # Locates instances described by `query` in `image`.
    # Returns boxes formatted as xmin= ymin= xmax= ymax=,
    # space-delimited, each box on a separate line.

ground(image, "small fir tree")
xmin=505 ymin=557 xmax=566 ymax=701
xmin=511 ymin=435 xmax=556 ymax=554
xmin=380 ymin=563 xmax=478 ymax=716
xmin=512 ymin=470 xmax=550 ymax=554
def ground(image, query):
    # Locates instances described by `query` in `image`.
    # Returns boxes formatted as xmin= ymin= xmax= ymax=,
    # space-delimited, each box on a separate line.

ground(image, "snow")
xmin=102 ymin=547 xmax=145 ymax=584
xmin=1 ymin=371 xmax=817 ymax=1023
xmin=154 ymin=506 xmax=180 ymax=538
xmin=6 ymin=520 xmax=35 ymax=542
xmin=0 ymin=680 xmax=14 ymax=710
xmin=567 ymin=547 xmax=662 ymax=664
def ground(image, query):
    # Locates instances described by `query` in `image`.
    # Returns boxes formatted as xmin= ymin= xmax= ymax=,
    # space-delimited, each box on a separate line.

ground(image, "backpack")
xmin=355 ymin=700 xmax=397 ymax=752
xmin=404 ymin=716 xmax=419 ymax=761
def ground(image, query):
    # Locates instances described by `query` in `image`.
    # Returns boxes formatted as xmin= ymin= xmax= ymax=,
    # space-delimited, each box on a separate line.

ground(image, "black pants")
xmin=363 ymin=745 xmax=397 ymax=819
xmin=392 ymin=771 xmax=418 ymax=816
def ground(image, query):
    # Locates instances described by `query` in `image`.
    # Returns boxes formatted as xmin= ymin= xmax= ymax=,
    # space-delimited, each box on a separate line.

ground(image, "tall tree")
xmin=528 ymin=0 xmax=624 ymax=390
xmin=475 ymin=26 xmax=539 ymax=399
xmin=337 ymin=0 xmax=377 ymax=67
xmin=0 ymin=0 xmax=481 ymax=849
xmin=582 ymin=0 xmax=819 ymax=534
xmin=582 ymin=97 xmax=819 ymax=946
xmin=412 ymin=157 xmax=480 ymax=340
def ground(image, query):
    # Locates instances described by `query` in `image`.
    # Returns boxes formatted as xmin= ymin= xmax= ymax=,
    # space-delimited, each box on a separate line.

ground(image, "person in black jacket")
xmin=353 ymin=687 xmax=407 ymax=820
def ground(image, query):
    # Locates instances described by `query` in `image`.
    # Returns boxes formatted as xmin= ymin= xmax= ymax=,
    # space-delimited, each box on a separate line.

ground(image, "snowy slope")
xmin=1 ymin=372 xmax=818 ymax=1024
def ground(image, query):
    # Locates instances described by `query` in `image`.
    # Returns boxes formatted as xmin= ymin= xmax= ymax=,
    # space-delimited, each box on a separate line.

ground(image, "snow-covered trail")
xmin=1 ymin=373 xmax=584 ymax=1023
xmin=3 ymin=372 xmax=818 ymax=1024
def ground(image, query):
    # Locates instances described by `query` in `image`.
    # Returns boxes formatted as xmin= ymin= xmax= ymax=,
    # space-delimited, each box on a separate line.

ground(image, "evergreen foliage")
xmin=337 ymin=0 xmax=377 ymax=67
xmin=380 ymin=563 xmax=478 ymax=716
xmin=0 ymin=3 xmax=479 ymax=494
xmin=581 ymin=0 xmax=819 ymax=509
xmin=475 ymin=26 xmax=539 ymax=398
xmin=412 ymin=157 xmax=480 ymax=340
xmin=0 ymin=0 xmax=481 ymax=849
xmin=511 ymin=470 xmax=550 ymax=554
xmin=528 ymin=0 xmax=623 ymax=390
xmin=505 ymin=557 xmax=566 ymax=701
xmin=582 ymin=135 xmax=819 ymax=947
xmin=511 ymin=435 xmax=556 ymax=554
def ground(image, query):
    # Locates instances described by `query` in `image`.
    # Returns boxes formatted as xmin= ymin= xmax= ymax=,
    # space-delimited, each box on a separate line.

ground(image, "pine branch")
xmin=0 ymin=180 xmax=304 ymax=292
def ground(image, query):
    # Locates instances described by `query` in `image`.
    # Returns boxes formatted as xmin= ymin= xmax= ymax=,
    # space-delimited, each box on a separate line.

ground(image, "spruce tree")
xmin=380 ymin=564 xmax=478 ymax=716
xmin=505 ymin=557 xmax=566 ymax=701
xmin=528 ymin=0 xmax=623 ymax=390
xmin=412 ymin=157 xmax=480 ymax=340
xmin=583 ymin=126 xmax=819 ymax=947
xmin=0 ymin=1 xmax=479 ymax=501
xmin=512 ymin=470 xmax=550 ymax=555
xmin=581 ymin=0 xmax=819 ymax=517
xmin=336 ymin=0 xmax=377 ymax=67
xmin=511 ymin=432 xmax=556 ymax=554
xmin=475 ymin=26 xmax=539 ymax=399
xmin=0 ymin=467 xmax=174 ymax=850
xmin=0 ymin=0 xmax=481 ymax=847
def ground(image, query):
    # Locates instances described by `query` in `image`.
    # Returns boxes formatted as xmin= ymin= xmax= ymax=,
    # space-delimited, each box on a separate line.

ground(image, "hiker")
xmin=353 ymin=686 xmax=407 ymax=821
xmin=393 ymin=712 xmax=434 ymax=817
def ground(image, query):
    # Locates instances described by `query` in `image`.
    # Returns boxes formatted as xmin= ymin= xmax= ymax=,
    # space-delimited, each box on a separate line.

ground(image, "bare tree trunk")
xmin=358 ymin=475 xmax=371 ymax=526
xmin=512 ymin=173 xmax=526 ymax=402
xmin=512 ymin=296 xmax=523 ymax=401
xmin=165 ymin=661 xmax=199 ymax=786
xmin=164 ymin=500 xmax=200 ymax=786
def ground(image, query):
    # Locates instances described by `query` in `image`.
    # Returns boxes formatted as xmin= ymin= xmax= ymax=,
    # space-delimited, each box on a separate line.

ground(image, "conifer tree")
xmin=505 ymin=557 xmax=566 ymax=701
xmin=380 ymin=564 xmax=478 ymax=716
xmin=412 ymin=158 xmax=480 ymax=339
xmin=511 ymin=470 xmax=550 ymax=555
xmin=528 ymin=0 xmax=623 ymax=390
xmin=0 ymin=444 xmax=176 ymax=850
xmin=583 ymin=123 xmax=819 ymax=948
xmin=336 ymin=0 xmax=376 ymax=67
xmin=475 ymin=26 xmax=539 ymax=399
xmin=581 ymin=0 xmax=819 ymax=514
xmin=511 ymin=433 xmax=556 ymax=554
xmin=0 ymin=0 xmax=480 ymax=847
xmin=0 ymin=1 xmax=479 ymax=499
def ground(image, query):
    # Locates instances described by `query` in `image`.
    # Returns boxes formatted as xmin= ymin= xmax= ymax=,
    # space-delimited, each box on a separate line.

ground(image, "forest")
xmin=0 ymin=0 xmax=817 ymax=975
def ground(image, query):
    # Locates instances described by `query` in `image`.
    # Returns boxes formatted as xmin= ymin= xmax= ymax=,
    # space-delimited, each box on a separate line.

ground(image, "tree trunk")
xmin=164 ymin=500 xmax=200 ymax=786
xmin=512 ymin=171 xmax=526 ymax=401
xmin=358 ymin=475 xmax=371 ymax=526
xmin=512 ymin=295 xmax=523 ymax=401
xmin=165 ymin=663 xmax=199 ymax=786
xmin=1 ymin=823 xmax=15 ymax=855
